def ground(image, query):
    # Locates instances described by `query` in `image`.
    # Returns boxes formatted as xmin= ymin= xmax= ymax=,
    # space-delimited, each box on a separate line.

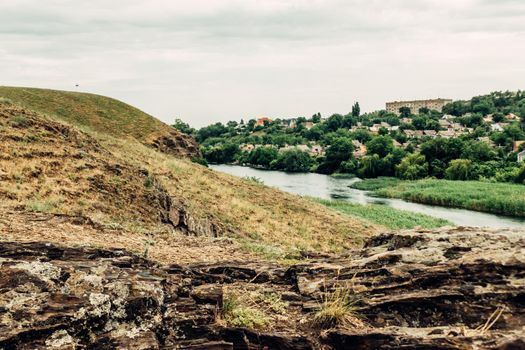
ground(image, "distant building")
xmin=240 ymin=144 xmax=255 ymax=152
xmin=303 ymin=121 xmax=315 ymax=130
xmin=518 ymin=150 xmax=525 ymax=162
xmin=352 ymin=140 xmax=367 ymax=159
xmin=423 ymin=130 xmax=437 ymax=138
xmin=386 ymin=98 xmax=453 ymax=115
xmin=507 ymin=113 xmax=520 ymax=121
xmin=255 ymin=117 xmax=273 ymax=126
xmin=513 ymin=140 xmax=524 ymax=152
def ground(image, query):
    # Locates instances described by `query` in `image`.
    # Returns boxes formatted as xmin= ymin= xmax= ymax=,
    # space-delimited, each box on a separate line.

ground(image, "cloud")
xmin=0 ymin=0 xmax=524 ymax=127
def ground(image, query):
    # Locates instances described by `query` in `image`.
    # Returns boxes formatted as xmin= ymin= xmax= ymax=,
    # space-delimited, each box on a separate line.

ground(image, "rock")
xmin=1 ymin=226 xmax=524 ymax=349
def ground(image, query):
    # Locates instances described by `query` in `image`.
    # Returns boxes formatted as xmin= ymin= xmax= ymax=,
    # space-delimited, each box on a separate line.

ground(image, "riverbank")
xmin=352 ymin=177 xmax=525 ymax=218
xmin=314 ymin=198 xmax=451 ymax=230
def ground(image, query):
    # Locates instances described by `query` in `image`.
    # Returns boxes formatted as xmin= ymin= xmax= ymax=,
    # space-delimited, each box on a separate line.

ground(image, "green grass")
xmin=0 ymin=86 xmax=174 ymax=142
xmin=353 ymin=178 xmax=525 ymax=218
xmin=350 ymin=177 xmax=402 ymax=191
xmin=316 ymin=198 xmax=451 ymax=230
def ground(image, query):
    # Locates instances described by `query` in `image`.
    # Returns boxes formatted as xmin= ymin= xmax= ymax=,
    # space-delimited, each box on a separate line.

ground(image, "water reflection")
xmin=210 ymin=164 xmax=525 ymax=229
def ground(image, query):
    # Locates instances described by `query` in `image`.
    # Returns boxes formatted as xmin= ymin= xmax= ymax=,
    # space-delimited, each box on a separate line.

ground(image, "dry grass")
xmin=0 ymin=91 xmax=379 ymax=262
xmin=0 ymin=210 xmax=256 ymax=265
xmin=313 ymin=282 xmax=365 ymax=330
xmin=100 ymin=135 xmax=379 ymax=256
xmin=0 ymin=86 xmax=173 ymax=142
xmin=221 ymin=285 xmax=292 ymax=330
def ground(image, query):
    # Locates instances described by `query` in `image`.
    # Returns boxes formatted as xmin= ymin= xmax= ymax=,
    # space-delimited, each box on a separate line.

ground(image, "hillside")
xmin=1 ymin=89 xmax=524 ymax=349
xmin=0 ymin=86 xmax=200 ymax=158
xmin=0 ymin=92 xmax=378 ymax=262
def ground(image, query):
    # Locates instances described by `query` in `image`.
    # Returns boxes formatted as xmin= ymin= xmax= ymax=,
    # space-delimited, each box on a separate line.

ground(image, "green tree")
xmin=172 ymin=118 xmax=195 ymax=135
xmin=366 ymin=136 xmax=394 ymax=158
xmin=399 ymin=107 xmax=411 ymax=118
xmin=352 ymin=102 xmax=360 ymax=117
xmin=326 ymin=114 xmax=344 ymax=132
xmin=461 ymin=141 xmax=497 ymax=162
xmin=445 ymin=159 xmax=476 ymax=180
xmin=272 ymin=149 xmax=313 ymax=172
xmin=317 ymin=137 xmax=354 ymax=174
xmin=248 ymin=147 xmax=278 ymax=168
xmin=357 ymin=154 xmax=382 ymax=178
xmin=396 ymin=153 xmax=429 ymax=180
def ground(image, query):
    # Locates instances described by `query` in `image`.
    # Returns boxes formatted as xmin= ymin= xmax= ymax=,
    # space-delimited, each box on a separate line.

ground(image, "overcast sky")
xmin=1 ymin=0 xmax=524 ymax=127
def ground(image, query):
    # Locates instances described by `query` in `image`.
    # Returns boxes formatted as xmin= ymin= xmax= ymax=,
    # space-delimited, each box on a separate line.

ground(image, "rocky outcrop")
xmin=1 ymin=227 xmax=524 ymax=349
xmin=150 ymin=129 xmax=201 ymax=159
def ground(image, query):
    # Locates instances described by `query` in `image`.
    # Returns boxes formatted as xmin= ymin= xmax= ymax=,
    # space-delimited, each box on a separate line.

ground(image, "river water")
xmin=210 ymin=164 xmax=525 ymax=229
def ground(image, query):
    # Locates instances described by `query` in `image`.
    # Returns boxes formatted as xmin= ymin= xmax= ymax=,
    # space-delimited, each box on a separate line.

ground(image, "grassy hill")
xmin=0 ymin=86 xmax=200 ymax=157
xmin=0 ymin=90 xmax=379 ymax=262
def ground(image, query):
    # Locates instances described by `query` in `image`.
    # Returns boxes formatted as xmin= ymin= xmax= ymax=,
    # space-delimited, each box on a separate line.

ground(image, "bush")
xmin=445 ymin=159 xmax=476 ymax=181
xmin=515 ymin=164 xmax=525 ymax=184
xmin=191 ymin=157 xmax=208 ymax=167
xmin=272 ymin=149 xmax=313 ymax=172
xmin=396 ymin=153 xmax=429 ymax=180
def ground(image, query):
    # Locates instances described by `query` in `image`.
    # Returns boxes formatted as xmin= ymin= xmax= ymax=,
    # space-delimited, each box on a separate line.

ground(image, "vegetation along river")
xmin=211 ymin=164 xmax=525 ymax=229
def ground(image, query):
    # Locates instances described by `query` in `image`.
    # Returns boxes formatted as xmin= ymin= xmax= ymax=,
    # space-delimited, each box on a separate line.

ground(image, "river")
xmin=210 ymin=164 xmax=525 ymax=229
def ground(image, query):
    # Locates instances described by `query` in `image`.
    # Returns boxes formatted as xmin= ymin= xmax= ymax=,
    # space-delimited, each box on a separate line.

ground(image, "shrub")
xmin=222 ymin=294 xmax=270 ymax=329
xmin=445 ymin=159 xmax=476 ymax=180
xmin=191 ymin=157 xmax=208 ymax=167
xmin=396 ymin=153 xmax=429 ymax=180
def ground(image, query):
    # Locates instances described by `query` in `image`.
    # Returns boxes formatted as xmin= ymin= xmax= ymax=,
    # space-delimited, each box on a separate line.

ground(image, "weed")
xmin=243 ymin=176 xmax=264 ymax=185
xmin=143 ymin=176 xmax=155 ymax=189
xmin=313 ymin=284 xmax=363 ymax=329
xmin=25 ymin=199 xmax=62 ymax=213
xmin=11 ymin=115 xmax=31 ymax=128
xmin=222 ymin=294 xmax=270 ymax=329
xmin=142 ymin=239 xmax=155 ymax=258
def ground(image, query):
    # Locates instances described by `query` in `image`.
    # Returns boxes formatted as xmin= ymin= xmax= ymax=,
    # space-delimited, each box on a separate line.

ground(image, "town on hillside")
xmin=181 ymin=91 xmax=525 ymax=183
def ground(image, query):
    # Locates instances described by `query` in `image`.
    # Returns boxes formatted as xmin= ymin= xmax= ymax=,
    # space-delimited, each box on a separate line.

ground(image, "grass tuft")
xmin=222 ymin=294 xmax=270 ymax=329
xmin=314 ymin=284 xmax=363 ymax=329
xmin=25 ymin=199 xmax=62 ymax=213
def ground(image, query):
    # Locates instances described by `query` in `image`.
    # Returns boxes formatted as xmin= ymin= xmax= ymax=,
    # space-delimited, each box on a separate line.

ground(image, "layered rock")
xmin=1 ymin=227 xmax=523 ymax=349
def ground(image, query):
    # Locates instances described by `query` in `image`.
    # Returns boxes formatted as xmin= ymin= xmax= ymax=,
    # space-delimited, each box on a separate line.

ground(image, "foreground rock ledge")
xmin=0 ymin=227 xmax=524 ymax=349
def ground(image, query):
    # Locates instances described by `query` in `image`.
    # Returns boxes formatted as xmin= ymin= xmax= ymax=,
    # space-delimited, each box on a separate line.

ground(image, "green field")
xmin=315 ymin=198 xmax=451 ymax=230
xmin=351 ymin=177 xmax=525 ymax=218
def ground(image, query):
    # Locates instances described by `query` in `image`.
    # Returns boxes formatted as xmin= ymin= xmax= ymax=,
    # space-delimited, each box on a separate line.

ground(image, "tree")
xmin=352 ymin=102 xmax=360 ymax=117
xmin=445 ymin=159 xmax=476 ymax=180
xmin=173 ymin=118 xmax=195 ymax=135
xmin=399 ymin=107 xmax=411 ymax=118
xmin=317 ymin=137 xmax=354 ymax=174
xmin=396 ymin=153 xmax=429 ymax=180
xmin=461 ymin=141 xmax=497 ymax=162
xmin=418 ymin=107 xmax=430 ymax=114
xmin=352 ymin=129 xmax=372 ymax=143
xmin=357 ymin=154 xmax=382 ymax=178
xmin=412 ymin=116 xmax=427 ymax=130
xmin=515 ymin=164 xmax=525 ymax=184
xmin=312 ymin=113 xmax=321 ymax=123
xmin=248 ymin=147 xmax=278 ymax=168
xmin=326 ymin=114 xmax=344 ymax=132
xmin=366 ymin=136 xmax=394 ymax=158
xmin=272 ymin=149 xmax=313 ymax=172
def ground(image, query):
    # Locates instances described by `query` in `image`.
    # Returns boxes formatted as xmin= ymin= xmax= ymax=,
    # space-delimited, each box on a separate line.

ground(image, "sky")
xmin=1 ymin=0 xmax=524 ymax=127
